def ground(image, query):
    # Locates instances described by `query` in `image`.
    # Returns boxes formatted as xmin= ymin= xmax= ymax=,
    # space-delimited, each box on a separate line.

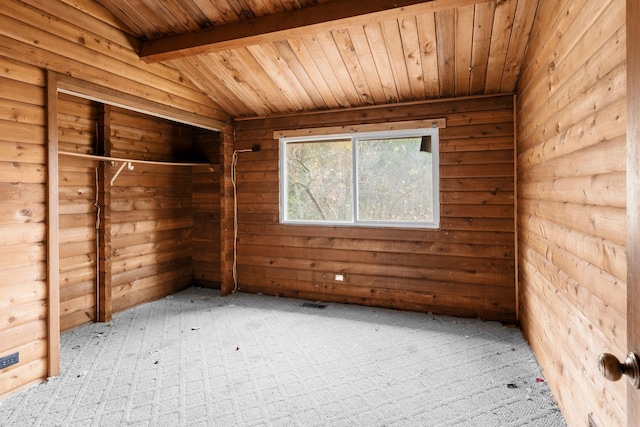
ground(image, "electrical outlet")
xmin=334 ymin=274 xmax=344 ymax=281
xmin=0 ymin=352 xmax=19 ymax=369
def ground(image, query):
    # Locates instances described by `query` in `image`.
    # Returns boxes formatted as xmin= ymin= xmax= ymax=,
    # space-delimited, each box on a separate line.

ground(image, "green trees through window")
xmin=357 ymin=138 xmax=434 ymax=222
xmin=281 ymin=129 xmax=439 ymax=228
xmin=285 ymin=139 xmax=352 ymax=222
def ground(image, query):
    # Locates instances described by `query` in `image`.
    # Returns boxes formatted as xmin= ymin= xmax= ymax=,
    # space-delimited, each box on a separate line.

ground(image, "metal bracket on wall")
xmin=109 ymin=161 xmax=134 ymax=186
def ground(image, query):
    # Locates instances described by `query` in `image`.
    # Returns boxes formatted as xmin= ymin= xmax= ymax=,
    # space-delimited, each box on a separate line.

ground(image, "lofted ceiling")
xmin=96 ymin=0 xmax=539 ymax=119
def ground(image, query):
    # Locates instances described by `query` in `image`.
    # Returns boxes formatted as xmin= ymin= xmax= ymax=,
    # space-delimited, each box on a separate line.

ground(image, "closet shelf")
xmin=58 ymin=150 xmax=217 ymax=167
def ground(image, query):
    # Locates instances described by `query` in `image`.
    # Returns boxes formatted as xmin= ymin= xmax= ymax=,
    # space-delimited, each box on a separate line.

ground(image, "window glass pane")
xmin=285 ymin=139 xmax=353 ymax=222
xmin=356 ymin=137 xmax=434 ymax=222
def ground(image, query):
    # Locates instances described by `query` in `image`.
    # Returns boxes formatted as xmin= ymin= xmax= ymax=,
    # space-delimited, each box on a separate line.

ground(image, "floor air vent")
xmin=301 ymin=303 xmax=327 ymax=309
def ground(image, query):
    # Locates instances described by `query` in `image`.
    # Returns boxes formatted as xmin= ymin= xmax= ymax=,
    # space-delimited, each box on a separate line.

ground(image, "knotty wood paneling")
xmin=0 ymin=0 xmax=228 ymax=399
xmin=234 ymin=95 xmax=516 ymax=322
xmin=0 ymin=57 xmax=49 ymax=398
xmin=192 ymin=130 xmax=221 ymax=288
xmin=109 ymin=108 xmax=194 ymax=312
xmin=516 ymin=0 xmax=627 ymax=425
xmin=58 ymin=94 xmax=99 ymax=331
xmin=97 ymin=0 xmax=538 ymax=118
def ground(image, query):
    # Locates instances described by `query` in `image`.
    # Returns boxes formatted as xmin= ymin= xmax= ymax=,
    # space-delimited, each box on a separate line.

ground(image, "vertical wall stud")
xmin=513 ymin=94 xmax=519 ymax=321
xmin=97 ymin=104 xmax=113 ymax=322
xmin=220 ymin=123 xmax=235 ymax=295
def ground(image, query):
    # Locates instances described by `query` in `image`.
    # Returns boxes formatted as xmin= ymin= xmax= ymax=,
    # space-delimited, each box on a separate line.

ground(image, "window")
xmin=280 ymin=128 xmax=439 ymax=228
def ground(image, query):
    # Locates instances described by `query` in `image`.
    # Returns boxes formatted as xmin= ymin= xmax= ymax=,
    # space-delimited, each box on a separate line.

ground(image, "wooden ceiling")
xmin=96 ymin=0 xmax=539 ymax=118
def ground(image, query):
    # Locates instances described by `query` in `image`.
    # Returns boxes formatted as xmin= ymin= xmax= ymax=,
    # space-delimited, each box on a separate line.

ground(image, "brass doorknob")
xmin=598 ymin=352 xmax=640 ymax=389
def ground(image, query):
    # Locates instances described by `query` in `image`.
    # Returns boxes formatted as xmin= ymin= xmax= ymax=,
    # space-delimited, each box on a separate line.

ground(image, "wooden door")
xmin=628 ymin=0 xmax=640 ymax=424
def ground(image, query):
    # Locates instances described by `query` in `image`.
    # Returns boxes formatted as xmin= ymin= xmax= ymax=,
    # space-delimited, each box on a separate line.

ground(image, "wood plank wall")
xmin=58 ymin=94 xmax=99 ymax=330
xmin=0 ymin=58 xmax=48 ymax=399
xmin=192 ymin=131 xmax=222 ymax=288
xmin=109 ymin=108 xmax=195 ymax=313
xmin=516 ymin=0 xmax=627 ymax=425
xmin=0 ymin=0 xmax=229 ymax=399
xmin=57 ymin=99 xmax=215 ymax=328
xmin=233 ymin=95 xmax=516 ymax=322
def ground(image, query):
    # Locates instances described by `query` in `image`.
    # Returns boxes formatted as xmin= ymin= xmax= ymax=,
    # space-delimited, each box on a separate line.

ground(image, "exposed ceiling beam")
xmin=140 ymin=0 xmax=494 ymax=63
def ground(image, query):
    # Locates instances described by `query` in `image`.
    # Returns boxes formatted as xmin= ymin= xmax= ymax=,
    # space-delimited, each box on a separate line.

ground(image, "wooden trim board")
xmin=273 ymin=118 xmax=446 ymax=139
xmin=46 ymin=71 xmax=61 ymax=378
xmin=627 ymin=0 xmax=640 ymax=422
xmin=54 ymin=73 xmax=228 ymax=131
xmin=513 ymin=94 xmax=519 ymax=321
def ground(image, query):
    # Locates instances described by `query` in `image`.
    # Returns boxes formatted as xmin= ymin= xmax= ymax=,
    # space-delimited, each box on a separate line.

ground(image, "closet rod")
xmin=58 ymin=150 xmax=215 ymax=167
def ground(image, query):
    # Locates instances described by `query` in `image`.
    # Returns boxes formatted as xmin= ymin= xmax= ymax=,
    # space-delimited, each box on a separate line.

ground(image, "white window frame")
xmin=279 ymin=128 xmax=440 ymax=229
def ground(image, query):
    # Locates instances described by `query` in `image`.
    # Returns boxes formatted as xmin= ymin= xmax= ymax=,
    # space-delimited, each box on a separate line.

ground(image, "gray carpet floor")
xmin=0 ymin=287 xmax=566 ymax=426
